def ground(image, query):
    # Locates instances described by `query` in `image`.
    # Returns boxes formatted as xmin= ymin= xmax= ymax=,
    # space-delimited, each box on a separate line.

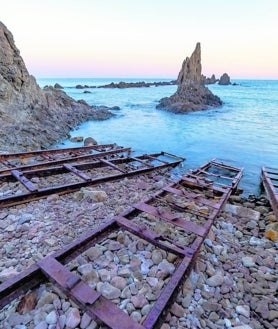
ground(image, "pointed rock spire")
xmin=177 ymin=42 xmax=202 ymax=84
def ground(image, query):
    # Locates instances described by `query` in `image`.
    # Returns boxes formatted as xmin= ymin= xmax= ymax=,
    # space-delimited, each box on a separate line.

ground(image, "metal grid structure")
xmin=0 ymin=159 xmax=243 ymax=328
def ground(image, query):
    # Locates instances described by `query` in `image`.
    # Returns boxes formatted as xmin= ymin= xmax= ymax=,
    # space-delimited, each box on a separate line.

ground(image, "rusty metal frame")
xmin=0 ymin=144 xmax=131 ymax=175
xmin=261 ymin=166 xmax=278 ymax=219
xmin=0 ymin=159 xmax=243 ymax=328
xmin=0 ymin=152 xmax=184 ymax=208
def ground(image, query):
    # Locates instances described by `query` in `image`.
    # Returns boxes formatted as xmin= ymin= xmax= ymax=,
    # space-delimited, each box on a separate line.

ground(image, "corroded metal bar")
xmin=0 ymin=153 xmax=183 ymax=208
xmin=116 ymin=215 xmax=193 ymax=257
xmin=11 ymin=169 xmax=38 ymax=192
xmin=132 ymin=201 xmax=206 ymax=236
xmin=0 ymin=147 xmax=131 ymax=175
xmin=143 ymin=257 xmax=192 ymax=329
xmin=0 ymin=144 xmax=119 ymax=160
xmin=100 ymin=158 xmax=126 ymax=173
xmin=261 ymin=166 xmax=278 ymax=219
xmin=63 ymin=163 xmax=90 ymax=181
xmin=38 ymin=256 xmax=143 ymax=329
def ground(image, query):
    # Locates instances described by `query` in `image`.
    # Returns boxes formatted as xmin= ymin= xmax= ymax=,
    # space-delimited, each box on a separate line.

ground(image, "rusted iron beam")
xmin=116 ymin=215 xmax=193 ymax=257
xmin=163 ymin=185 xmax=221 ymax=210
xmin=261 ymin=166 xmax=278 ymax=219
xmin=133 ymin=201 xmax=207 ymax=236
xmin=63 ymin=163 xmax=90 ymax=181
xmin=0 ymin=147 xmax=131 ymax=176
xmin=0 ymin=144 xmax=121 ymax=161
xmin=0 ymin=153 xmax=183 ymax=208
xmin=0 ymin=219 xmax=118 ymax=308
xmin=142 ymin=257 xmax=192 ymax=329
xmin=11 ymin=169 xmax=38 ymax=192
xmin=38 ymin=256 xmax=144 ymax=329
xmin=130 ymin=157 xmax=154 ymax=167
xmin=99 ymin=158 xmax=127 ymax=173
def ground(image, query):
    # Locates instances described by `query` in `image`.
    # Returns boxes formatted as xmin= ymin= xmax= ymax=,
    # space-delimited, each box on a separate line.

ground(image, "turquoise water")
xmin=38 ymin=78 xmax=278 ymax=196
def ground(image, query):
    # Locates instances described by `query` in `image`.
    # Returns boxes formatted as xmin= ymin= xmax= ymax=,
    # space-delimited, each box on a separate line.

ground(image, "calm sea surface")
xmin=38 ymin=78 xmax=278 ymax=196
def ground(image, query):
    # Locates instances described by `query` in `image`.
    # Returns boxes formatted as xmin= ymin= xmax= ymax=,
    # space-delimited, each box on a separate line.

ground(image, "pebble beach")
xmin=0 ymin=167 xmax=277 ymax=329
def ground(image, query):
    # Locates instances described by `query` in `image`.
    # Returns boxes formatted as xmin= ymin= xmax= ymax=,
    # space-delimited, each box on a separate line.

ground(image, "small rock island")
xmin=156 ymin=43 xmax=223 ymax=113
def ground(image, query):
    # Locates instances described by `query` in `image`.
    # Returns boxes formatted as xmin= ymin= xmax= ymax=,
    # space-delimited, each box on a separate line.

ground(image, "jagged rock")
xmin=54 ymin=83 xmax=63 ymax=89
xmin=219 ymin=73 xmax=231 ymax=85
xmin=177 ymin=42 xmax=202 ymax=84
xmin=202 ymin=74 xmax=218 ymax=84
xmin=0 ymin=21 xmax=114 ymax=152
xmin=157 ymin=43 xmax=222 ymax=113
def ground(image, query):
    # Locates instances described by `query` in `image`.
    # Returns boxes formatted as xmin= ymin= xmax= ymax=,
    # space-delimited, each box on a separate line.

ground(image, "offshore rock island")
xmin=0 ymin=22 xmax=113 ymax=152
xmin=156 ymin=43 xmax=223 ymax=113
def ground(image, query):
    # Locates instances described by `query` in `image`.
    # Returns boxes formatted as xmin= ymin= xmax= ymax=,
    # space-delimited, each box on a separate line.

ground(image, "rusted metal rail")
xmin=0 ymin=159 xmax=243 ymax=328
xmin=0 ymin=143 xmax=131 ymax=175
xmin=0 ymin=151 xmax=184 ymax=208
xmin=261 ymin=166 xmax=278 ymax=219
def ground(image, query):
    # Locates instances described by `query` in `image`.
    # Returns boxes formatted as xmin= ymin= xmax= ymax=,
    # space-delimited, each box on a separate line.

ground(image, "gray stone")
xmin=99 ymin=282 xmax=121 ymax=299
xmin=236 ymin=305 xmax=250 ymax=318
xmin=206 ymin=272 xmax=224 ymax=287
xmin=45 ymin=311 xmax=57 ymax=325
xmin=242 ymin=256 xmax=256 ymax=267
xmin=224 ymin=204 xmax=260 ymax=220
xmin=65 ymin=308 xmax=81 ymax=328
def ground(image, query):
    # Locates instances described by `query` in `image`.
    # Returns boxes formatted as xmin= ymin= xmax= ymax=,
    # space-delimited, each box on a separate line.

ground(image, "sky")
xmin=1 ymin=0 xmax=278 ymax=79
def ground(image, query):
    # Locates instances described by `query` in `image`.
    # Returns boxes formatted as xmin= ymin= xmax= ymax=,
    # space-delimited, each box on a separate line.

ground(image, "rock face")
xmin=177 ymin=42 xmax=202 ymax=84
xmin=219 ymin=73 xmax=231 ymax=85
xmin=0 ymin=21 xmax=113 ymax=152
xmin=157 ymin=43 xmax=222 ymax=113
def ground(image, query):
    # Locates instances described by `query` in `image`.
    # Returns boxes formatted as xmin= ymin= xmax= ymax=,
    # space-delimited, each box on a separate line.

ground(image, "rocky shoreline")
xmin=0 ymin=167 xmax=277 ymax=329
xmin=0 ymin=21 xmax=114 ymax=153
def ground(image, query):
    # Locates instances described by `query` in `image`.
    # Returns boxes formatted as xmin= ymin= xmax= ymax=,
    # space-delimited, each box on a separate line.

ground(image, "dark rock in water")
xmin=83 ymin=90 xmax=91 ymax=93
xmin=202 ymin=74 xmax=218 ymax=85
xmin=157 ymin=43 xmax=222 ymax=113
xmin=54 ymin=83 xmax=63 ymax=89
xmin=157 ymin=81 xmax=222 ymax=113
xmin=219 ymin=73 xmax=231 ymax=85
xmin=0 ymin=21 xmax=114 ymax=152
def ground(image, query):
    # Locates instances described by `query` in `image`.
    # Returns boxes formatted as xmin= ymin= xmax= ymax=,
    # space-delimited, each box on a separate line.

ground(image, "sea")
xmin=37 ymin=78 xmax=278 ymax=196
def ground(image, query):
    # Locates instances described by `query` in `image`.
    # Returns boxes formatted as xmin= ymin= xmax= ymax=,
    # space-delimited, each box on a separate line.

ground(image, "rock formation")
xmin=0 ymin=21 xmax=113 ymax=152
xmin=219 ymin=73 xmax=231 ymax=85
xmin=156 ymin=43 xmax=222 ymax=113
xmin=177 ymin=42 xmax=202 ymax=84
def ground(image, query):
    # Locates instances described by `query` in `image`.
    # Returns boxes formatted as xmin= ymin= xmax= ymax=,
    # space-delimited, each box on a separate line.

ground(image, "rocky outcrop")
xmin=177 ymin=42 xmax=202 ymax=84
xmin=219 ymin=73 xmax=231 ymax=85
xmin=0 ymin=21 xmax=113 ymax=152
xmin=75 ymin=81 xmax=176 ymax=89
xmin=202 ymin=74 xmax=218 ymax=85
xmin=157 ymin=43 xmax=222 ymax=113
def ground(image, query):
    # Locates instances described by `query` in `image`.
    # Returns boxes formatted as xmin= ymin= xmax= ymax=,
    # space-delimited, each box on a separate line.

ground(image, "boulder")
xmin=0 ymin=21 xmax=114 ymax=152
xmin=219 ymin=73 xmax=231 ymax=85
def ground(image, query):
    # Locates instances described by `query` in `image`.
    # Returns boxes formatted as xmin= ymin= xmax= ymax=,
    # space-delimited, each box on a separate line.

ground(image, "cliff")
xmin=156 ymin=43 xmax=222 ymax=113
xmin=0 ymin=21 xmax=113 ymax=152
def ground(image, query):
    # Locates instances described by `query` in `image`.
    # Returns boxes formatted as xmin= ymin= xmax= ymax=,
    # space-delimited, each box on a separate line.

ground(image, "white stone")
xmin=45 ymin=311 xmax=57 ymax=325
xmin=236 ymin=305 xmax=250 ymax=318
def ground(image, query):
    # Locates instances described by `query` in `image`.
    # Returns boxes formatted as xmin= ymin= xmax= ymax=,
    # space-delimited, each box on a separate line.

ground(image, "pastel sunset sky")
xmin=1 ymin=0 xmax=278 ymax=79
